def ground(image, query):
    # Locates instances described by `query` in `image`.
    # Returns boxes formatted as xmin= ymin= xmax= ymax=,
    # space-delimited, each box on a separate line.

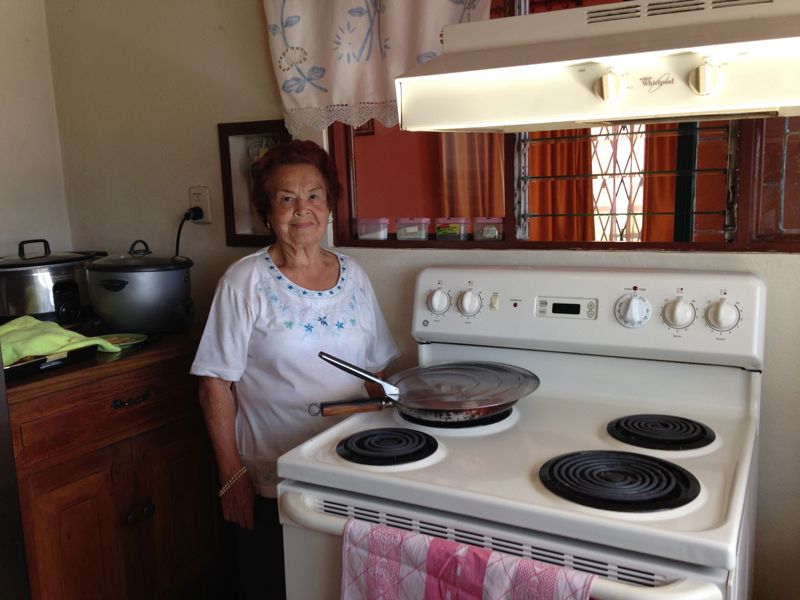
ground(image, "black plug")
xmin=184 ymin=206 xmax=204 ymax=221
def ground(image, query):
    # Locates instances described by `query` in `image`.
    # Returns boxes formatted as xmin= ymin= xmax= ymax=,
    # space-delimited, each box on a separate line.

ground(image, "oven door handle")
xmin=280 ymin=491 xmax=722 ymax=600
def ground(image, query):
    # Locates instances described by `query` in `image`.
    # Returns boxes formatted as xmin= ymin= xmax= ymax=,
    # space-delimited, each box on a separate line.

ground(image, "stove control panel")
xmin=413 ymin=266 xmax=766 ymax=370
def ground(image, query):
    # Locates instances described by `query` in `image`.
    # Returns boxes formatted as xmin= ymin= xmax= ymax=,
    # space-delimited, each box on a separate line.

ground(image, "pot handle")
xmin=18 ymin=239 xmax=50 ymax=259
xmin=99 ymin=279 xmax=129 ymax=292
xmin=128 ymin=239 xmax=152 ymax=256
xmin=308 ymin=397 xmax=394 ymax=417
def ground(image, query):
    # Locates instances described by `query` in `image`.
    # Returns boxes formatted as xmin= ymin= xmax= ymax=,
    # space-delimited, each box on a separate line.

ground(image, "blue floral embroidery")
xmin=263 ymin=253 xmax=347 ymax=299
xmin=334 ymin=0 xmax=389 ymax=63
xmin=416 ymin=0 xmax=483 ymax=64
xmin=416 ymin=52 xmax=438 ymax=64
xmin=269 ymin=0 xmax=328 ymax=94
xmin=262 ymin=251 xmax=360 ymax=341
xmin=451 ymin=0 xmax=481 ymax=23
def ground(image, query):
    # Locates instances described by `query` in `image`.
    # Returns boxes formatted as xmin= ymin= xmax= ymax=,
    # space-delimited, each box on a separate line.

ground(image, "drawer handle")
xmin=111 ymin=389 xmax=152 ymax=410
xmin=142 ymin=503 xmax=156 ymax=519
xmin=125 ymin=502 xmax=157 ymax=526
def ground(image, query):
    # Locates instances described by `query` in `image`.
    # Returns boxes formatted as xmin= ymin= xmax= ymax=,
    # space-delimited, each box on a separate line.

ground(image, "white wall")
xmin=0 ymin=0 xmax=71 ymax=256
xmin=0 ymin=1 xmax=795 ymax=597
xmin=44 ymin=0 xmax=284 ymax=309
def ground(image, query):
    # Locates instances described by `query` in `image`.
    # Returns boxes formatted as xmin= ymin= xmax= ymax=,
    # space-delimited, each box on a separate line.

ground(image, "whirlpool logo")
xmin=639 ymin=74 xmax=675 ymax=93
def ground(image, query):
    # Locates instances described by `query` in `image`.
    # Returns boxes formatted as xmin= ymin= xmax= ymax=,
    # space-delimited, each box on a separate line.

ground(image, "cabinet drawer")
xmin=10 ymin=356 xmax=198 ymax=470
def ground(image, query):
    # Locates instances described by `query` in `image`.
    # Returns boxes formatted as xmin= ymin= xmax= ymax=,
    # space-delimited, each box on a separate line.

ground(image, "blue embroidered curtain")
xmin=263 ymin=0 xmax=491 ymax=136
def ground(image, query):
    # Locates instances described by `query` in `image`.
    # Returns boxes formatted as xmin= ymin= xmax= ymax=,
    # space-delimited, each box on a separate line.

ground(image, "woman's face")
xmin=267 ymin=163 xmax=330 ymax=248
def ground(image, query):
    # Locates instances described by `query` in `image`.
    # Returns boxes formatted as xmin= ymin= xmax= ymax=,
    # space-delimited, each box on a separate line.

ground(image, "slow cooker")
xmin=0 ymin=239 xmax=99 ymax=326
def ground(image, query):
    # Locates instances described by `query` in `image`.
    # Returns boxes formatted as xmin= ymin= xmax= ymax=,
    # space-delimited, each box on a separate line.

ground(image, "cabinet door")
xmin=19 ymin=441 xmax=138 ymax=600
xmin=131 ymin=416 xmax=220 ymax=598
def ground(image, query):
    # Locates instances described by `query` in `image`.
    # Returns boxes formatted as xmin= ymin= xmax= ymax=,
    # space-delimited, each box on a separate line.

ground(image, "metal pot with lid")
xmin=86 ymin=239 xmax=194 ymax=334
xmin=0 ymin=239 xmax=98 ymax=325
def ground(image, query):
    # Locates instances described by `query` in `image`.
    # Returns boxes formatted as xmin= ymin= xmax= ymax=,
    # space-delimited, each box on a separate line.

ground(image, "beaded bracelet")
xmin=218 ymin=465 xmax=248 ymax=498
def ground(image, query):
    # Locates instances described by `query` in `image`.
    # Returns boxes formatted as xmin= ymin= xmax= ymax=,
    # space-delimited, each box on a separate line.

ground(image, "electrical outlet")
xmin=188 ymin=186 xmax=212 ymax=224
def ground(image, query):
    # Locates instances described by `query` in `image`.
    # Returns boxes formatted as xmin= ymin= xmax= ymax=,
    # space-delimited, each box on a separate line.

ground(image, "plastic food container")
xmin=356 ymin=218 xmax=389 ymax=240
xmin=434 ymin=217 xmax=470 ymax=241
xmin=473 ymin=217 xmax=504 ymax=241
xmin=396 ymin=218 xmax=431 ymax=240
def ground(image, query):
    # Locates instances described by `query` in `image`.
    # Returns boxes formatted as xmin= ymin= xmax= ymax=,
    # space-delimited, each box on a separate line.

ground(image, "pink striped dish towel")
xmin=341 ymin=519 xmax=596 ymax=600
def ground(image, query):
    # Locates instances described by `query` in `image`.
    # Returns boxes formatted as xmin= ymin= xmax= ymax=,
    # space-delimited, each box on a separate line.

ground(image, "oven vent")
xmin=711 ymin=0 xmax=775 ymax=7
xmin=585 ymin=0 xmax=775 ymax=25
xmin=585 ymin=3 xmax=642 ymax=24
xmin=646 ymin=1 xmax=705 ymax=16
xmin=319 ymin=499 xmax=669 ymax=588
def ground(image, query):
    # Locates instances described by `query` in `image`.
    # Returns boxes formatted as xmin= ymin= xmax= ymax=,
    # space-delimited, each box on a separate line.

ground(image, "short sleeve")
xmin=356 ymin=265 xmax=399 ymax=372
xmin=190 ymin=278 xmax=256 ymax=382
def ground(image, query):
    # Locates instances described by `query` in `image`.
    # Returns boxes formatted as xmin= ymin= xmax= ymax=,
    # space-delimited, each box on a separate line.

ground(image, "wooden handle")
xmin=308 ymin=397 xmax=392 ymax=417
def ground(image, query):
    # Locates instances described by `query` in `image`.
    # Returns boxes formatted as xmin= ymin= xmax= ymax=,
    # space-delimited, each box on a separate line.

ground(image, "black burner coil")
xmin=607 ymin=414 xmax=716 ymax=450
xmin=336 ymin=428 xmax=438 ymax=466
xmin=539 ymin=450 xmax=701 ymax=512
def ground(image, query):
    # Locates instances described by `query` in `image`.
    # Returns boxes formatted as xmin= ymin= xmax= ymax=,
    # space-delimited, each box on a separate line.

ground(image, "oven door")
xmin=279 ymin=481 xmax=726 ymax=600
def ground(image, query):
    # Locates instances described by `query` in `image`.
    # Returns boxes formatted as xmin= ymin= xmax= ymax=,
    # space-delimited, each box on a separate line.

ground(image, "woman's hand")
xmin=365 ymin=370 xmax=387 ymax=397
xmin=219 ymin=467 xmax=256 ymax=529
xmin=198 ymin=376 xmax=256 ymax=530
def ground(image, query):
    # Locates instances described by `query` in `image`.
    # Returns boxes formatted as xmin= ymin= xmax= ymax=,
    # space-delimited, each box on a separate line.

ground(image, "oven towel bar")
xmin=341 ymin=518 xmax=595 ymax=600
xmin=280 ymin=491 xmax=723 ymax=600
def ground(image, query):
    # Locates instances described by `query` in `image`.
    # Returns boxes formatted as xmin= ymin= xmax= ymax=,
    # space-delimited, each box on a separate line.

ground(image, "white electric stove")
xmin=278 ymin=266 xmax=766 ymax=600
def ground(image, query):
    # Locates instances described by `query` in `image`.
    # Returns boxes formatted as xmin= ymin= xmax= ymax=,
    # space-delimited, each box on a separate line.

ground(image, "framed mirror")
xmin=218 ymin=120 xmax=291 ymax=247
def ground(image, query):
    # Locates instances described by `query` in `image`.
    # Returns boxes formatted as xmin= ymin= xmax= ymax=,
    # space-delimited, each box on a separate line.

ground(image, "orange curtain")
xmin=526 ymin=130 xmax=594 ymax=241
xmin=641 ymin=124 xmax=677 ymax=241
xmin=438 ymin=133 xmax=505 ymax=217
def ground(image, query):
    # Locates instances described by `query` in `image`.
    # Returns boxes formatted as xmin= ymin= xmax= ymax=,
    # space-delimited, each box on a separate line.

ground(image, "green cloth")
xmin=0 ymin=315 xmax=121 ymax=366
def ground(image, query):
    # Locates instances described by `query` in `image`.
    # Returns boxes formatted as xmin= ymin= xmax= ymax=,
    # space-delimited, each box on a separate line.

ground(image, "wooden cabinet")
xmin=6 ymin=335 xmax=221 ymax=599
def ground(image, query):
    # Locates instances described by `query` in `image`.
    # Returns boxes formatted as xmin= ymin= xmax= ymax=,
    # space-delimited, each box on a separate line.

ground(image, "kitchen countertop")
xmin=5 ymin=330 xmax=200 ymax=404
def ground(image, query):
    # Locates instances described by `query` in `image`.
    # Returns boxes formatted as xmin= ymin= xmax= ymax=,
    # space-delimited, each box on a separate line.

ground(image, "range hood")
xmin=395 ymin=0 xmax=800 ymax=132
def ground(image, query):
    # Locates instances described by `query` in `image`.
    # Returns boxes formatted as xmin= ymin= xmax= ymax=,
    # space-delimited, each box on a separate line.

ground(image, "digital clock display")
xmin=552 ymin=303 xmax=581 ymax=315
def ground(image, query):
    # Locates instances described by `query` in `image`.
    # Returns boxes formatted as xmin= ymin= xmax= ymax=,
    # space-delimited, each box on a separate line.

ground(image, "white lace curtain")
xmin=262 ymin=0 xmax=491 ymax=136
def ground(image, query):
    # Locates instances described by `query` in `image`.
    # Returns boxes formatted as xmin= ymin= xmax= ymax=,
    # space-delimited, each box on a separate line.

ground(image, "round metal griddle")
xmin=309 ymin=352 xmax=540 ymax=423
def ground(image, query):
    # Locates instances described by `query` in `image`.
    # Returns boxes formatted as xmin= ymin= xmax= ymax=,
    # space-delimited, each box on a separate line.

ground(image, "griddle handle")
xmin=318 ymin=351 xmax=400 ymax=399
xmin=308 ymin=397 xmax=393 ymax=417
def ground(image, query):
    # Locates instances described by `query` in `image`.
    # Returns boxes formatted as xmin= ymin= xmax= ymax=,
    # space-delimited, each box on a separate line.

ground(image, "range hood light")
xmin=395 ymin=0 xmax=800 ymax=132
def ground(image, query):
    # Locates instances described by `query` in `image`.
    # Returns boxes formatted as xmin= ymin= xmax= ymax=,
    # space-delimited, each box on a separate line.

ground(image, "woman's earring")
xmin=265 ymin=221 xmax=272 ymax=230
xmin=328 ymin=213 xmax=334 ymax=224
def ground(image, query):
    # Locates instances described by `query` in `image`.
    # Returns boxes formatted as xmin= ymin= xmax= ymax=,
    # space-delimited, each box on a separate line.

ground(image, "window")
xmin=328 ymin=0 xmax=800 ymax=251
xmin=330 ymin=116 xmax=800 ymax=252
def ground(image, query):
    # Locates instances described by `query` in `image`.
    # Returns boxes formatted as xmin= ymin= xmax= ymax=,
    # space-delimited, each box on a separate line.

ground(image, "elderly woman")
xmin=190 ymin=140 xmax=398 ymax=599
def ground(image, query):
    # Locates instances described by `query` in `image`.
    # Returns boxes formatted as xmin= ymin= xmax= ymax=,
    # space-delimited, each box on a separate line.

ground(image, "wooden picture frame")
xmin=218 ymin=120 xmax=291 ymax=247
xmin=353 ymin=119 xmax=375 ymax=136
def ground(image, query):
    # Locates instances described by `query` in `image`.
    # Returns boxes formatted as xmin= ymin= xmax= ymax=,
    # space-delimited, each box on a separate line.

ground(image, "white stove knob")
xmin=689 ymin=62 xmax=718 ymax=96
xmin=457 ymin=289 xmax=482 ymax=317
xmin=427 ymin=289 xmax=451 ymax=315
xmin=662 ymin=297 xmax=696 ymax=329
xmin=705 ymin=299 xmax=740 ymax=331
xmin=594 ymin=71 xmax=623 ymax=102
xmin=615 ymin=293 xmax=652 ymax=328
